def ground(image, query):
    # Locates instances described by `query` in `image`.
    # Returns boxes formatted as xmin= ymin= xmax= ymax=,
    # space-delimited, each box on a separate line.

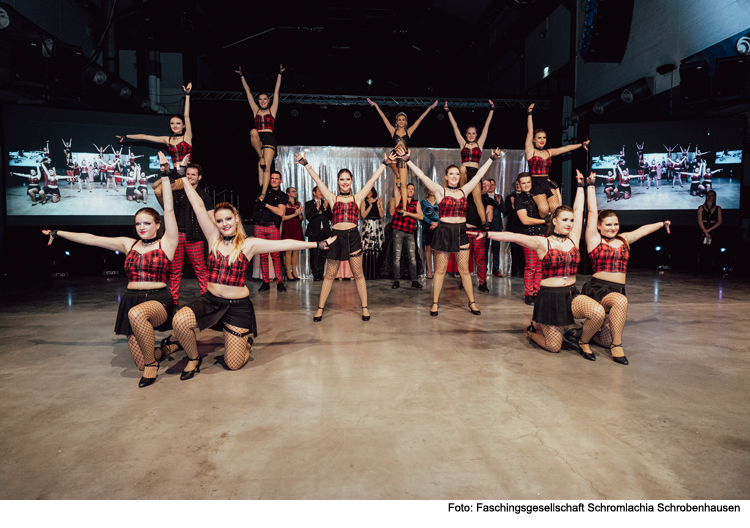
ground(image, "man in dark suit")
xmin=305 ymin=185 xmax=333 ymax=280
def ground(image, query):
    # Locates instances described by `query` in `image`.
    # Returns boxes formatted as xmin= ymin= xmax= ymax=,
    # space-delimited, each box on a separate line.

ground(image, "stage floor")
xmin=0 ymin=271 xmax=747 ymax=499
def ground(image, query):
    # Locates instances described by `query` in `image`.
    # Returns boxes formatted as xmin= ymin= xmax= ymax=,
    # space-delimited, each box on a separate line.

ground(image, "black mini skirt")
xmin=581 ymin=277 xmax=626 ymax=304
xmin=114 ymin=287 xmax=174 ymax=336
xmin=183 ymin=291 xmax=257 ymax=337
xmin=531 ymin=176 xmax=553 ymax=198
xmin=327 ymin=226 xmax=363 ymax=261
xmin=259 ymin=131 xmax=278 ymax=153
xmin=431 ymin=222 xmax=469 ymax=253
xmin=533 ymin=284 xmax=580 ymax=326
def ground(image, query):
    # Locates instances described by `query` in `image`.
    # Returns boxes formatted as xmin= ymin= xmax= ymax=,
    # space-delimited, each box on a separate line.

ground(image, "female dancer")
xmin=486 ymin=171 xmax=606 ymax=359
xmin=281 ymin=187 xmax=305 ymax=281
xmin=403 ymin=148 xmax=501 ymax=316
xmin=116 ymin=83 xmax=193 ymax=164
xmin=295 ymin=151 xmax=397 ymax=322
xmin=236 ymin=65 xmax=284 ymax=201
xmin=698 ymin=190 xmax=722 ymax=274
xmin=172 ymin=175 xmax=334 ymax=379
xmin=584 ymin=173 xmax=671 ymax=364
xmin=10 ymin=167 xmax=46 ymax=205
xmin=616 ymin=166 xmax=632 ymax=200
xmin=39 ymin=163 xmax=61 ymax=203
xmin=444 ymin=100 xmax=495 ymax=226
xmin=367 ymin=98 xmax=438 ymax=206
xmin=360 ymin=187 xmax=385 ymax=280
xmin=701 ymin=167 xmax=722 ymax=193
xmin=525 ymin=103 xmax=589 ymax=217
xmin=42 ymin=152 xmax=179 ymax=387
xmin=420 ymin=188 xmax=439 ymax=279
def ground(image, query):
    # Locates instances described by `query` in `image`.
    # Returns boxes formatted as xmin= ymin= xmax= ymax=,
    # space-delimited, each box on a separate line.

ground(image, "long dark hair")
xmin=134 ymin=207 xmax=164 ymax=238
xmin=546 ymin=205 xmax=573 ymax=237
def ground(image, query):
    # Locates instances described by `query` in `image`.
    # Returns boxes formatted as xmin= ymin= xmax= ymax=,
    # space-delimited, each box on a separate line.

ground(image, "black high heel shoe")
xmin=578 ymin=340 xmax=596 ymax=361
xmin=361 ymin=306 xmax=370 ymax=321
xmin=527 ymin=322 xmax=536 ymax=335
xmin=180 ymin=355 xmax=202 ymax=381
xmin=158 ymin=335 xmax=183 ymax=362
xmin=468 ymin=302 xmax=481 ymax=316
xmin=139 ymin=361 xmax=159 ymax=388
xmin=610 ymin=343 xmax=629 ymax=365
xmin=430 ymin=302 xmax=439 ymax=316
xmin=313 ymin=307 xmax=325 ymax=322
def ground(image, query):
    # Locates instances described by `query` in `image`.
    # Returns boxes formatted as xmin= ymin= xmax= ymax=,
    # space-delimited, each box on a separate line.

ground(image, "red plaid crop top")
xmin=438 ymin=190 xmax=467 ymax=218
xmin=254 ymin=112 xmax=275 ymax=131
xmin=461 ymin=145 xmax=482 ymax=164
xmin=207 ymin=250 xmax=249 ymax=287
xmin=541 ymin=240 xmax=580 ymax=279
xmin=168 ymin=140 xmax=192 ymax=163
xmin=124 ymin=241 xmax=171 ymax=283
xmin=589 ymin=239 xmax=629 ymax=274
xmin=527 ymin=152 xmax=552 ymax=175
xmin=332 ymin=199 xmax=359 ymax=224
xmin=392 ymin=199 xmax=417 ymax=233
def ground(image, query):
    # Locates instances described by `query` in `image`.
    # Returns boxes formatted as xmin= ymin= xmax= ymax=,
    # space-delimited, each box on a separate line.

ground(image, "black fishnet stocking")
xmin=572 ymin=295 xmax=606 ymax=352
xmin=533 ymin=194 xmax=550 ymax=218
xmin=529 ymin=324 xmax=564 ymax=353
xmin=349 ymin=254 xmax=369 ymax=316
xmin=127 ymin=301 xmax=168 ymax=378
xmin=316 ymin=260 xmax=340 ymax=318
xmin=223 ymin=324 xmax=251 ymax=370
xmin=455 ymin=246 xmax=476 ymax=306
xmin=172 ymin=307 xmax=200 ymax=373
xmin=432 ymin=251 xmax=450 ymax=312
xmin=597 ymin=293 xmax=628 ymax=357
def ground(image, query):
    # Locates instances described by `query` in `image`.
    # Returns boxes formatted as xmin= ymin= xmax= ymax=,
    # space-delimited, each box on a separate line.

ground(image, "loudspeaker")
xmin=579 ymin=0 xmax=635 ymax=63
xmin=680 ymin=60 xmax=711 ymax=105
xmin=715 ymin=56 xmax=749 ymax=100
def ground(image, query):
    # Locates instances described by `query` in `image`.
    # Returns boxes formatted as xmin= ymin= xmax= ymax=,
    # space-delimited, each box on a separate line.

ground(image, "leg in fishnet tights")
xmin=127 ymin=301 xmax=168 ymax=378
xmin=597 ymin=293 xmax=628 ymax=357
xmin=533 ymin=194 xmax=550 ymax=219
xmin=593 ymin=314 xmax=612 ymax=348
xmin=572 ymin=294 xmax=606 ymax=354
xmin=456 ymin=247 xmax=478 ymax=311
xmin=349 ymin=253 xmax=369 ymax=317
xmin=223 ymin=324 xmax=252 ymax=370
xmin=172 ymin=307 xmax=200 ymax=373
xmin=529 ymin=324 xmax=564 ymax=353
xmin=547 ymin=193 xmax=561 ymax=214
xmin=315 ymin=260 xmax=340 ymax=318
xmin=431 ymin=250 xmax=450 ymax=313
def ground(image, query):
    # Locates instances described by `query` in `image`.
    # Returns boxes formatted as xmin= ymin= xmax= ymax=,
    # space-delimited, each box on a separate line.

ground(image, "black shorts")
xmin=126 ymin=187 xmax=136 ymax=197
xmin=691 ymin=182 xmax=701 ymax=192
xmin=138 ymin=185 xmax=148 ymax=192
xmin=531 ymin=176 xmax=553 ymax=198
xmin=619 ymin=185 xmax=631 ymax=194
xmin=431 ymin=222 xmax=469 ymax=253
xmin=533 ymin=285 xmax=580 ymax=326
xmin=581 ymin=277 xmax=626 ymax=304
xmin=44 ymin=187 xmax=60 ymax=196
xmin=327 ymin=226 xmax=363 ymax=261
xmin=259 ymin=131 xmax=278 ymax=154
xmin=183 ymin=291 xmax=257 ymax=337
xmin=114 ymin=287 xmax=174 ymax=336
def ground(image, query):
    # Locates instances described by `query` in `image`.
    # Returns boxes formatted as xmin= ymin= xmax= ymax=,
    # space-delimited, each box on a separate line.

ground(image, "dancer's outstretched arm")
xmin=445 ymin=101 xmax=465 ymax=147
xmin=367 ymin=99 xmax=395 ymax=135
xmin=623 ymin=221 xmax=671 ymax=245
xmin=236 ymin=67 xmax=260 ymax=115
xmin=525 ymin=104 xmax=536 ymax=159
xmin=182 ymin=83 xmax=193 ymax=145
xmin=403 ymin=155 xmax=444 ymax=200
xmin=585 ymin=172 xmax=601 ymax=249
xmin=42 ymin=228 xmax=133 ymax=253
xmin=178 ymin=154 xmax=220 ymax=245
xmin=485 ymin=231 xmax=546 ymax=252
xmin=294 ymin=152 xmax=336 ymax=208
xmin=270 ymin=65 xmax=284 ymax=117
xmin=570 ymin=170 xmax=586 ymax=246
xmin=354 ymin=152 xmax=398 ymax=206
xmin=158 ymin=159 xmax=179 ymax=260
xmin=548 ymin=140 xmax=590 ymax=157
xmin=477 ymin=101 xmax=494 ymax=149
xmin=462 ymin=150 xmax=500 ymax=196
xmin=246 ymin=236 xmax=336 ymax=260
xmin=407 ymin=100 xmax=438 ymax=136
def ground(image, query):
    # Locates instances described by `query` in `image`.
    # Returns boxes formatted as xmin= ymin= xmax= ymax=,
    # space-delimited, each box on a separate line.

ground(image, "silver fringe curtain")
xmin=273 ymin=146 xmax=527 ymax=277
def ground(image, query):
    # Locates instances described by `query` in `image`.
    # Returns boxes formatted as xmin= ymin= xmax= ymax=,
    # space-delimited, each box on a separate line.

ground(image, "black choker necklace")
xmin=447 ymin=185 xmax=459 ymax=190
xmin=550 ymin=233 xmax=568 ymax=242
xmin=339 ymin=191 xmax=351 ymax=196
xmin=141 ymin=236 xmax=159 ymax=247
xmin=222 ymin=235 xmax=236 ymax=245
xmin=601 ymin=234 xmax=617 ymax=241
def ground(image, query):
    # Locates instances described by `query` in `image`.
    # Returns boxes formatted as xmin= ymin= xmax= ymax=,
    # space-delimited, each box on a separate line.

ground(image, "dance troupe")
xmin=43 ymin=66 xmax=671 ymax=388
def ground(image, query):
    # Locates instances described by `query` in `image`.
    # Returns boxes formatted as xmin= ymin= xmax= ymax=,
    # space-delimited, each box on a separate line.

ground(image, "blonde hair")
xmin=210 ymin=202 xmax=248 ymax=266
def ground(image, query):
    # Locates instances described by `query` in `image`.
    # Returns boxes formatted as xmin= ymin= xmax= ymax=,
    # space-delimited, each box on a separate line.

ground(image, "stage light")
xmin=543 ymin=66 xmax=549 ymax=78
xmin=65 ymin=251 xmax=70 ymax=256
xmin=353 ymin=111 xmax=361 ymax=118
xmin=291 ymin=109 xmax=299 ymax=117
xmin=0 ymin=8 xmax=9 ymax=29
xmin=114 ymin=251 xmax=119 ymax=255
xmin=366 ymin=79 xmax=373 ymax=85
xmin=655 ymin=246 xmax=661 ymax=252
xmin=720 ymin=247 xmax=726 ymax=253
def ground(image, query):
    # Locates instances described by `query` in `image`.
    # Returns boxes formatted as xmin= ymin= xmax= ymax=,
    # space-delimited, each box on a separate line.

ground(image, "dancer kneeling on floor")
xmin=583 ymin=172 xmax=671 ymax=365
xmin=403 ymin=148 xmax=501 ymax=316
xmin=172 ymin=166 xmax=335 ymax=379
xmin=42 ymin=151 xmax=181 ymax=388
xmin=295 ymin=150 xmax=397 ymax=322
xmin=486 ymin=170 xmax=605 ymax=359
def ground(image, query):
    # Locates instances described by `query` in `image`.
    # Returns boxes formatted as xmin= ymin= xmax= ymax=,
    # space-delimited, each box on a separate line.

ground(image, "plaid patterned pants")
xmin=255 ymin=224 xmax=283 ymax=283
xmin=169 ymin=232 xmax=208 ymax=304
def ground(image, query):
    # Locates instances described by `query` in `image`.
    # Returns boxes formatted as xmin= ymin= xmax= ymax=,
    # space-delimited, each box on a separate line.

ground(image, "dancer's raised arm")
xmin=569 ymin=170 xmax=586 ymax=245
xmin=294 ymin=152 xmax=336 ymax=207
xmin=484 ymin=230 xmax=545 ymax=252
xmin=158 ymin=160 xmax=179 ymax=259
xmin=477 ymin=100 xmax=495 ymax=148
xmin=585 ymin=172 xmax=601 ymax=248
xmin=445 ymin=101 xmax=465 ymax=146
xmin=623 ymin=221 xmax=671 ymax=245
xmin=525 ymin=104 xmax=536 ymax=158
xmin=548 ymin=140 xmax=590 ymax=157
xmin=403 ymin=154 xmax=444 ymax=200
xmin=176 ymin=154 xmax=220 ymax=245
xmin=182 ymin=83 xmax=193 ymax=145
xmin=407 ymin=100 xmax=438 ymax=136
xmin=236 ymin=67 xmax=260 ymax=115
xmin=354 ymin=152 xmax=398 ymax=205
xmin=367 ymin=99 xmax=395 ymax=134
xmin=462 ymin=150 xmax=500 ymax=195
xmin=269 ymin=65 xmax=284 ymax=117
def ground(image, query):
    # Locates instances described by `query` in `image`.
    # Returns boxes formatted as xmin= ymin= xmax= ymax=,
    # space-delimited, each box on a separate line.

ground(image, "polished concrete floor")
xmin=1 ymin=271 xmax=748 ymax=500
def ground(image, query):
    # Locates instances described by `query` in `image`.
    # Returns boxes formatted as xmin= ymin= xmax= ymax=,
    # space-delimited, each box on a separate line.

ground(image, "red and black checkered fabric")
xmin=468 ymin=231 xmax=487 ymax=285
xmin=169 ymin=233 xmax=209 ymax=303
xmin=461 ymin=145 xmax=482 ymax=164
xmin=207 ymin=247 xmax=249 ymax=287
xmin=254 ymin=224 xmax=283 ymax=284
xmin=332 ymin=200 xmax=359 ymax=225
xmin=254 ymin=113 xmax=276 ymax=131
xmin=589 ymin=240 xmax=629 ymax=274
xmin=541 ymin=242 xmax=580 ymax=279
xmin=438 ymin=191 xmax=467 ymax=218
xmin=527 ymin=153 xmax=552 ymax=175
xmin=124 ymin=241 xmax=171 ymax=284
xmin=168 ymin=140 xmax=192 ymax=163
xmin=523 ymin=246 xmax=542 ymax=296
xmin=392 ymin=199 xmax=417 ymax=233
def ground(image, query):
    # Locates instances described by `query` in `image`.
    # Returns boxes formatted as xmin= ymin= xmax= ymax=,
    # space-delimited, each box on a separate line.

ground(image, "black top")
xmin=364 ymin=201 xmax=381 ymax=219
xmin=701 ymin=205 xmax=720 ymax=230
xmin=174 ymin=186 xmax=214 ymax=242
xmin=505 ymin=191 xmax=521 ymax=233
xmin=465 ymin=193 xmax=482 ymax=228
xmin=515 ymin=191 xmax=545 ymax=236
xmin=304 ymin=198 xmax=333 ymax=239
xmin=259 ymin=187 xmax=289 ymax=229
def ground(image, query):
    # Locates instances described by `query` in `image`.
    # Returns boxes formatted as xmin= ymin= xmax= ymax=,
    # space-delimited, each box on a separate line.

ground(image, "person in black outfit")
xmin=305 ymin=185 xmax=333 ymax=281
xmin=505 ymin=180 xmax=525 ymax=277
xmin=253 ymin=171 xmax=288 ymax=292
xmin=483 ymin=179 xmax=506 ymax=280
xmin=514 ymin=173 xmax=547 ymax=304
